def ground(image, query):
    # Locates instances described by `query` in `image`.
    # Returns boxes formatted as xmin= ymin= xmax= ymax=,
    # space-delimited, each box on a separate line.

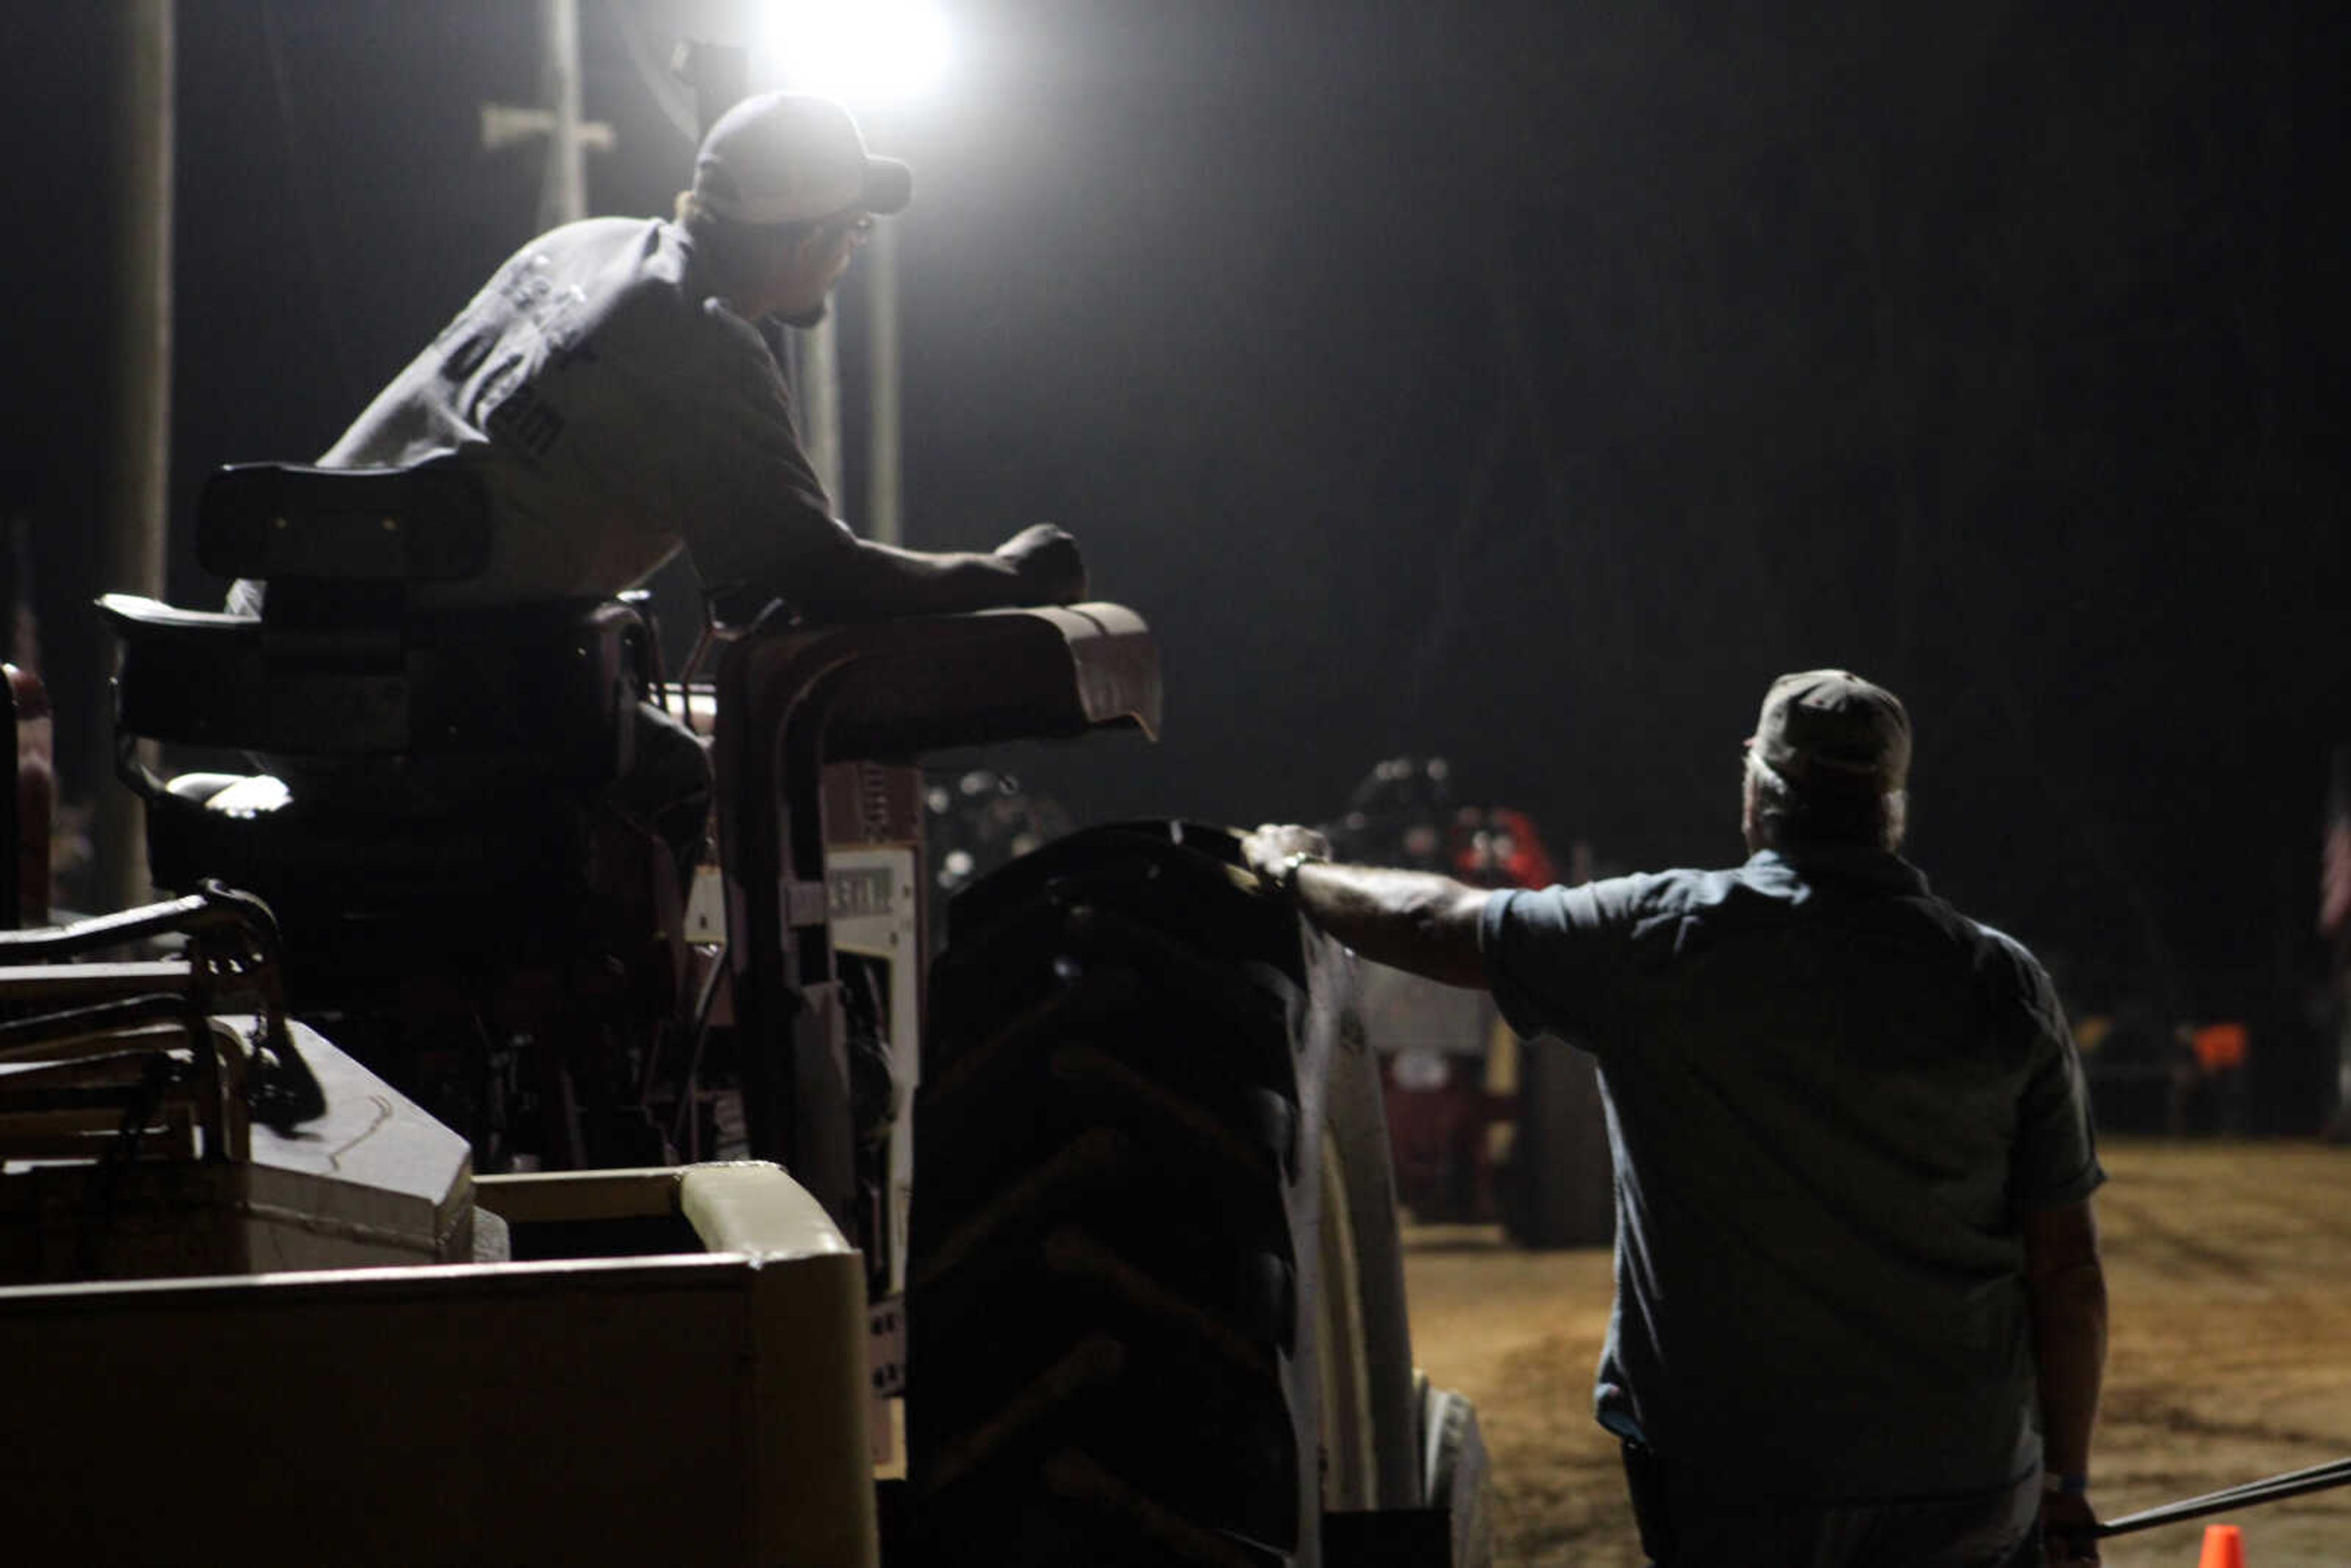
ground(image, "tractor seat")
xmin=99 ymin=460 xmax=654 ymax=972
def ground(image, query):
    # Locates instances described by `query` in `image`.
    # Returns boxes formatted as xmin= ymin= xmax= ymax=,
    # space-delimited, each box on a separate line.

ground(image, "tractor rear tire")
xmin=906 ymin=822 xmax=1419 ymax=1567
xmin=1415 ymin=1372 xmax=1495 ymax=1568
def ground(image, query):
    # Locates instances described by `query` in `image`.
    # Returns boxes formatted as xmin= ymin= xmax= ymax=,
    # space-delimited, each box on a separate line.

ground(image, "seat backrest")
xmin=102 ymin=460 xmax=643 ymax=781
xmin=198 ymin=461 xmax=492 ymax=585
xmin=101 ymin=595 xmax=645 ymax=776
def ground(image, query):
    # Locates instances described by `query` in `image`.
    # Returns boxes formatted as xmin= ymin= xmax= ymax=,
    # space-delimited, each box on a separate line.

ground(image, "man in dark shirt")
xmin=1243 ymin=670 xmax=2106 ymax=1567
xmin=244 ymin=92 xmax=1082 ymax=850
xmin=298 ymin=89 xmax=1082 ymax=620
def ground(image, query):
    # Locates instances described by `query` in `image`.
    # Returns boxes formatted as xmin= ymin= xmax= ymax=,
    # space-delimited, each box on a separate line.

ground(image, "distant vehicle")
xmin=1327 ymin=760 xmax=1613 ymax=1248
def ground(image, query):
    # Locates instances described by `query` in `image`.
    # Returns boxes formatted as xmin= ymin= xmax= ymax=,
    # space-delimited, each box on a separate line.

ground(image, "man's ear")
xmin=760 ymin=224 xmax=817 ymax=271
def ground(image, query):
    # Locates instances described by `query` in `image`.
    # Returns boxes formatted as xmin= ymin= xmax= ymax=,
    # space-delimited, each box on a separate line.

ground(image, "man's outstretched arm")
xmin=1240 ymin=824 xmax=1494 ymax=989
xmin=776 ymin=522 xmax=1087 ymax=622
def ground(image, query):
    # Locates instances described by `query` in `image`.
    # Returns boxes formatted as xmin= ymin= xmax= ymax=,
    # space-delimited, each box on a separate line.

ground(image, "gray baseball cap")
xmin=1748 ymin=669 xmax=1911 ymax=792
xmin=692 ymin=92 xmax=912 ymax=225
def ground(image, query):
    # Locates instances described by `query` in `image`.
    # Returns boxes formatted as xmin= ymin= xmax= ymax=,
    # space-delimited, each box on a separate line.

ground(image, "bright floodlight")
xmin=756 ymin=0 xmax=951 ymax=103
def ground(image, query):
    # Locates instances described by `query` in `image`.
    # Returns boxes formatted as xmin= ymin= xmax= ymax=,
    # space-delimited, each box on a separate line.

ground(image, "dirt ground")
xmin=1401 ymin=1139 xmax=2351 ymax=1567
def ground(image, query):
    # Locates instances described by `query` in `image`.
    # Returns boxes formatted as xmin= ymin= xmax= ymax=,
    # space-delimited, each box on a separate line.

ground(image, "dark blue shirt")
xmin=1480 ymin=846 xmax=2104 ymax=1501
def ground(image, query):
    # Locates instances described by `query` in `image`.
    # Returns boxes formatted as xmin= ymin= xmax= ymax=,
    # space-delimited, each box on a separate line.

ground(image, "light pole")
xmin=865 ymin=218 xmax=904 ymax=546
xmin=480 ymin=0 xmax=617 ymax=231
xmin=101 ymin=0 xmax=173 ymax=912
xmin=752 ymin=1 xmax=949 ymax=547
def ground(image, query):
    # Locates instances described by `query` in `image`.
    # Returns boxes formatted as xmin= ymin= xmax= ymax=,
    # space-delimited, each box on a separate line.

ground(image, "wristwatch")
xmin=1267 ymin=849 xmax=1322 ymax=897
xmin=2042 ymin=1471 xmax=2090 ymax=1496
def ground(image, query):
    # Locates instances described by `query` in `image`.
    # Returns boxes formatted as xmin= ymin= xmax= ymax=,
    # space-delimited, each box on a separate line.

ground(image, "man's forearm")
xmin=1289 ymin=860 xmax=1493 ymax=988
xmin=2022 ymin=1199 xmax=2107 ymax=1482
xmin=789 ymin=538 xmax=1037 ymax=620
xmin=2030 ymin=1255 xmax=2106 ymax=1478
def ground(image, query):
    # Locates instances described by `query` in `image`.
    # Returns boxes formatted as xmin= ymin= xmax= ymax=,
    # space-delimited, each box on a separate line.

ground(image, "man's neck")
xmin=712 ymin=284 xmax=823 ymax=331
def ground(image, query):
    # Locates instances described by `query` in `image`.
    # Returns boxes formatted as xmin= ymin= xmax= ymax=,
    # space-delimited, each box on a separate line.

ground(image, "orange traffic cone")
xmin=2197 ymin=1523 xmax=2245 ymax=1568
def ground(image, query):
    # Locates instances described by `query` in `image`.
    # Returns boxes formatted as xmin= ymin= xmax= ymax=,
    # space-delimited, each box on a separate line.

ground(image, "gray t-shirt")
xmin=319 ymin=216 xmax=850 ymax=608
xmin=1480 ymin=845 xmax=2104 ymax=1502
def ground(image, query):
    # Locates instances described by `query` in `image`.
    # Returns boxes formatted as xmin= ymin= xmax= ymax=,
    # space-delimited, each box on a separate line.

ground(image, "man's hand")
xmin=2040 ymin=1491 xmax=2099 ymax=1564
xmin=1241 ymin=823 xmax=1331 ymax=888
xmin=993 ymin=523 xmax=1087 ymax=605
xmin=1239 ymin=823 xmax=1491 ymax=988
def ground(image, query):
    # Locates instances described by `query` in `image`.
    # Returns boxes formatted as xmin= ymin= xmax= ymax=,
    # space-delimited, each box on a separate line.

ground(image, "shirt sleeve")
xmin=2002 ymin=940 xmax=2107 ymax=1211
xmin=1479 ymin=877 xmax=1646 ymax=1052
xmin=662 ymin=304 xmax=856 ymax=601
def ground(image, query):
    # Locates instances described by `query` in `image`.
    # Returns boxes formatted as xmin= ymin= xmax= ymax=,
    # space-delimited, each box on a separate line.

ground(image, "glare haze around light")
xmin=755 ymin=1 xmax=951 ymax=103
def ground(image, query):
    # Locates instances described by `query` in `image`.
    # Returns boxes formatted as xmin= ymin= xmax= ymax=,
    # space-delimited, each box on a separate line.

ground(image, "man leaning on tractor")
xmin=261 ymin=89 xmax=1084 ymax=623
xmin=1245 ymin=669 xmax=2109 ymax=1568
xmin=230 ymin=92 xmax=1086 ymax=848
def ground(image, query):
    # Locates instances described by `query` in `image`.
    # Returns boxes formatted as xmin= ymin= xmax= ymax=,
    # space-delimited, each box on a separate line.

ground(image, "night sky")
xmin=4 ymin=2 xmax=2345 ymax=1118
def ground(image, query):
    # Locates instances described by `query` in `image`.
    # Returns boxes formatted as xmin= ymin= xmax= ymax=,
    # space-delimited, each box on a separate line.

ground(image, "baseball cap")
xmin=1747 ymin=669 xmax=1911 ymax=792
xmin=692 ymin=92 xmax=913 ymax=226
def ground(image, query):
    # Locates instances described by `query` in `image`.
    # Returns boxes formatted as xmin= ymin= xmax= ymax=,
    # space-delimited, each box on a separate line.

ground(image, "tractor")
xmin=0 ymin=458 xmax=1491 ymax=1567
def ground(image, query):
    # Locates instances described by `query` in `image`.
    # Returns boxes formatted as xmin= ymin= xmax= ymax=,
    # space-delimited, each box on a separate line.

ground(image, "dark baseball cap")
xmin=1747 ymin=669 xmax=1911 ymax=792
